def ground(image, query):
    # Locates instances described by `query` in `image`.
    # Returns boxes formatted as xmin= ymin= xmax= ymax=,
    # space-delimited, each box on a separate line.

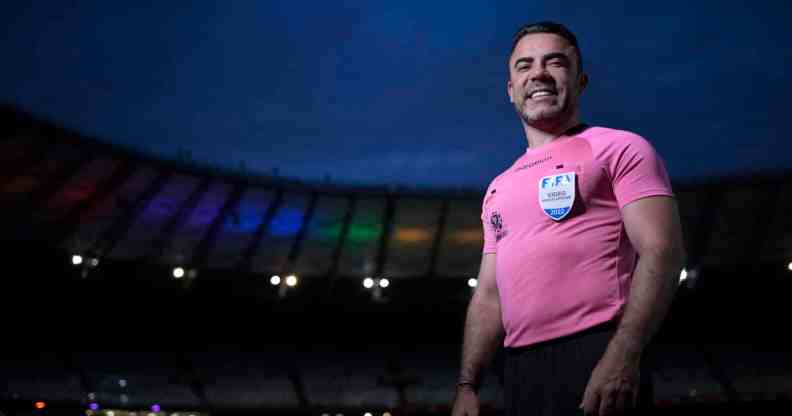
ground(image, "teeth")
xmin=531 ymin=91 xmax=555 ymax=98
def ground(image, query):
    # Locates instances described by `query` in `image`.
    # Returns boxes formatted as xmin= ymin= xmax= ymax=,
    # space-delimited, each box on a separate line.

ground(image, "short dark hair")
xmin=510 ymin=21 xmax=583 ymax=72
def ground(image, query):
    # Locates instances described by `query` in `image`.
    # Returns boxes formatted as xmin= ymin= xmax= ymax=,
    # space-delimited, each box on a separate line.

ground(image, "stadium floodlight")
xmin=679 ymin=268 xmax=688 ymax=283
xmin=270 ymin=275 xmax=281 ymax=285
xmin=363 ymin=277 xmax=374 ymax=289
xmin=787 ymin=262 xmax=792 ymax=271
xmin=72 ymin=254 xmax=83 ymax=265
xmin=173 ymin=267 xmax=185 ymax=279
xmin=364 ymin=413 xmax=373 ymax=416
xmin=468 ymin=278 xmax=478 ymax=288
xmin=383 ymin=413 xmax=392 ymax=416
xmin=379 ymin=278 xmax=390 ymax=288
xmin=286 ymin=274 xmax=298 ymax=287
xmin=34 ymin=402 xmax=46 ymax=410
xmin=89 ymin=258 xmax=99 ymax=267
xmin=119 ymin=379 xmax=127 ymax=388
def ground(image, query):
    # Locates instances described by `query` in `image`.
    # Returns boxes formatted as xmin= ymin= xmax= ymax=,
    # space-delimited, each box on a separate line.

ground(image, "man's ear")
xmin=578 ymin=72 xmax=589 ymax=94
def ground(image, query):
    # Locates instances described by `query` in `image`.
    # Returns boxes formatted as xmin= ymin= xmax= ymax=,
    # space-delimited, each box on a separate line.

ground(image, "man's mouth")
xmin=528 ymin=89 xmax=557 ymax=100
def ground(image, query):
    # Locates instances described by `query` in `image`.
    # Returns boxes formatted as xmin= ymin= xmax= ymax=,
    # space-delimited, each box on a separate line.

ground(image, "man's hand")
xmin=580 ymin=340 xmax=641 ymax=416
xmin=452 ymin=385 xmax=480 ymax=416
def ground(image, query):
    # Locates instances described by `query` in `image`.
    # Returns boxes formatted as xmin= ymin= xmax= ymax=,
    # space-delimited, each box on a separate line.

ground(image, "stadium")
xmin=3 ymin=2 xmax=792 ymax=416
xmin=2 ymin=103 xmax=791 ymax=415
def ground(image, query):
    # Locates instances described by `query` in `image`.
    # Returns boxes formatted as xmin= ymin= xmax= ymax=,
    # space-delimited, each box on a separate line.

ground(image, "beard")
xmin=515 ymin=94 xmax=576 ymax=131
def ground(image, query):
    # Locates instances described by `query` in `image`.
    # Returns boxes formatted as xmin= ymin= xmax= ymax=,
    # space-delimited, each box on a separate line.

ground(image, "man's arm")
xmin=452 ymin=253 xmax=504 ymax=416
xmin=582 ymin=196 xmax=685 ymax=416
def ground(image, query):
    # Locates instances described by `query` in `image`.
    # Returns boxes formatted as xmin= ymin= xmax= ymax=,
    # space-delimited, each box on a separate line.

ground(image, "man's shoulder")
xmin=580 ymin=125 xmax=649 ymax=145
xmin=481 ymin=154 xmax=527 ymax=205
xmin=580 ymin=126 xmax=658 ymax=159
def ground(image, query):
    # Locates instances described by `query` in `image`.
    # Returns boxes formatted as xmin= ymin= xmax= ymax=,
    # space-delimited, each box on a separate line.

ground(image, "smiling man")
xmin=452 ymin=22 xmax=685 ymax=416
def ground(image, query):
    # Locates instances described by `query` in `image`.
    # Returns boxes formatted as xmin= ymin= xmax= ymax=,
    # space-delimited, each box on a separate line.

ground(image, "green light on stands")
xmin=319 ymin=222 xmax=381 ymax=243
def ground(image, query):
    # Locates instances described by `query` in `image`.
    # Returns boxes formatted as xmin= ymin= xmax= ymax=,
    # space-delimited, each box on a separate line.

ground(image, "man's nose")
xmin=529 ymin=65 xmax=552 ymax=82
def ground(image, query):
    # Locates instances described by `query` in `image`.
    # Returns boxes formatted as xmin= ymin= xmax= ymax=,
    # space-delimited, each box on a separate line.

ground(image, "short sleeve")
xmin=481 ymin=184 xmax=498 ymax=254
xmin=607 ymin=133 xmax=674 ymax=209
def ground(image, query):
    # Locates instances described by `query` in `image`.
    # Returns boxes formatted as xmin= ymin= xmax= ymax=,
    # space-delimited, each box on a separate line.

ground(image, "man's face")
xmin=507 ymin=33 xmax=586 ymax=129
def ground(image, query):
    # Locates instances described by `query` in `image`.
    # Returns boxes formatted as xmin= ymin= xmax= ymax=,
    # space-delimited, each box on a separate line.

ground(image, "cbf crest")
xmin=538 ymin=172 xmax=576 ymax=221
xmin=490 ymin=211 xmax=508 ymax=241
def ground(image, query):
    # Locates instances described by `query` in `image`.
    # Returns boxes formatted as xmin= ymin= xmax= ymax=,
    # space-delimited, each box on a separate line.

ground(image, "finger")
xmin=599 ymin=389 xmax=615 ymax=416
xmin=581 ymin=376 xmax=596 ymax=410
xmin=612 ymin=390 xmax=630 ymax=415
xmin=583 ymin=388 xmax=600 ymax=416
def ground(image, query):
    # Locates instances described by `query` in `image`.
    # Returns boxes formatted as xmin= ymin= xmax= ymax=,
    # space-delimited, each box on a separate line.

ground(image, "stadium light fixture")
xmin=89 ymin=403 xmax=99 ymax=411
xmin=34 ymin=401 xmax=46 ymax=410
xmin=270 ymin=275 xmax=281 ymax=285
xmin=379 ymin=278 xmax=390 ymax=288
xmin=364 ymin=413 xmax=373 ymax=416
xmin=468 ymin=278 xmax=478 ymax=288
xmin=173 ymin=267 xmax=185 ymax=279
xmin=787 ymin=262 xmax=792 ymax=271
xmin=679 ymin=268 xmax=688 ymax=283
xmin=72 ymin=254 xmax=83 ymax=266
xmin=286 ymin=274 xmax=298 ymax=287
xmin=151 ymin=404 xmax=161 ymax=413
xmin=363 ymin=277 xmax=374 ymax=289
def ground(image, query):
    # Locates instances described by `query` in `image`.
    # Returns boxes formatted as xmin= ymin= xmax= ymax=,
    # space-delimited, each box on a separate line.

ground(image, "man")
xmin=452 ymin=22 xmax=685 ymax=416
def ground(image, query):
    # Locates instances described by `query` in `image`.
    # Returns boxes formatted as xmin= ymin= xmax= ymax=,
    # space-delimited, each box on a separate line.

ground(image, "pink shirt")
xmin=481 ymin=126 xmax=674 ymax=348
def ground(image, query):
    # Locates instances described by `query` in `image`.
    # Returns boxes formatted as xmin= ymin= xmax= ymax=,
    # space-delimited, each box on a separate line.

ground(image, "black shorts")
xmin=503 ymin=321 xmax=654 ymax=416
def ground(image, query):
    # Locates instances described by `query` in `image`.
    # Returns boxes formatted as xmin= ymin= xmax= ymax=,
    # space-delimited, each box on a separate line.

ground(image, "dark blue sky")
xmin=3 ymin=1 xmax=790 ymax=189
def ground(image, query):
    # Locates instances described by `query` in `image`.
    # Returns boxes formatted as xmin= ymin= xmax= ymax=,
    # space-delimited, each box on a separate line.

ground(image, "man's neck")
xmin=522 ymin=117 xmax=582 ymax=149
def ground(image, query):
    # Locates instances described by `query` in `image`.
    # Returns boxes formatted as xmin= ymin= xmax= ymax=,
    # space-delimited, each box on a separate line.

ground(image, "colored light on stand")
xmin=35 ymin=402 xmax=46 ymax=410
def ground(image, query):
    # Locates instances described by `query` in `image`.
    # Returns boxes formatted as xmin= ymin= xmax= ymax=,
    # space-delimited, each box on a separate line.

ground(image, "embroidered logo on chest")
xmin=538 ymin=172 xmax=576 ymax=221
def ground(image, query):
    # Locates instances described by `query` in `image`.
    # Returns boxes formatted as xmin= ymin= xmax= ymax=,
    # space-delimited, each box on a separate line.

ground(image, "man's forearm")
xmin=458 ymin=293 xmax=505 ymax=388
xmin=611 ymin=248 xmax=684 ymax=357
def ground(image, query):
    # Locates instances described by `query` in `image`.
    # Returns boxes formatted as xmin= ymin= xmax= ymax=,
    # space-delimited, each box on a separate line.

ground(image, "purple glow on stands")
xmin=151 ymin=405 xmax=161 ymax=413
xmin=89 ymin=403 xmax=99 ymax=411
